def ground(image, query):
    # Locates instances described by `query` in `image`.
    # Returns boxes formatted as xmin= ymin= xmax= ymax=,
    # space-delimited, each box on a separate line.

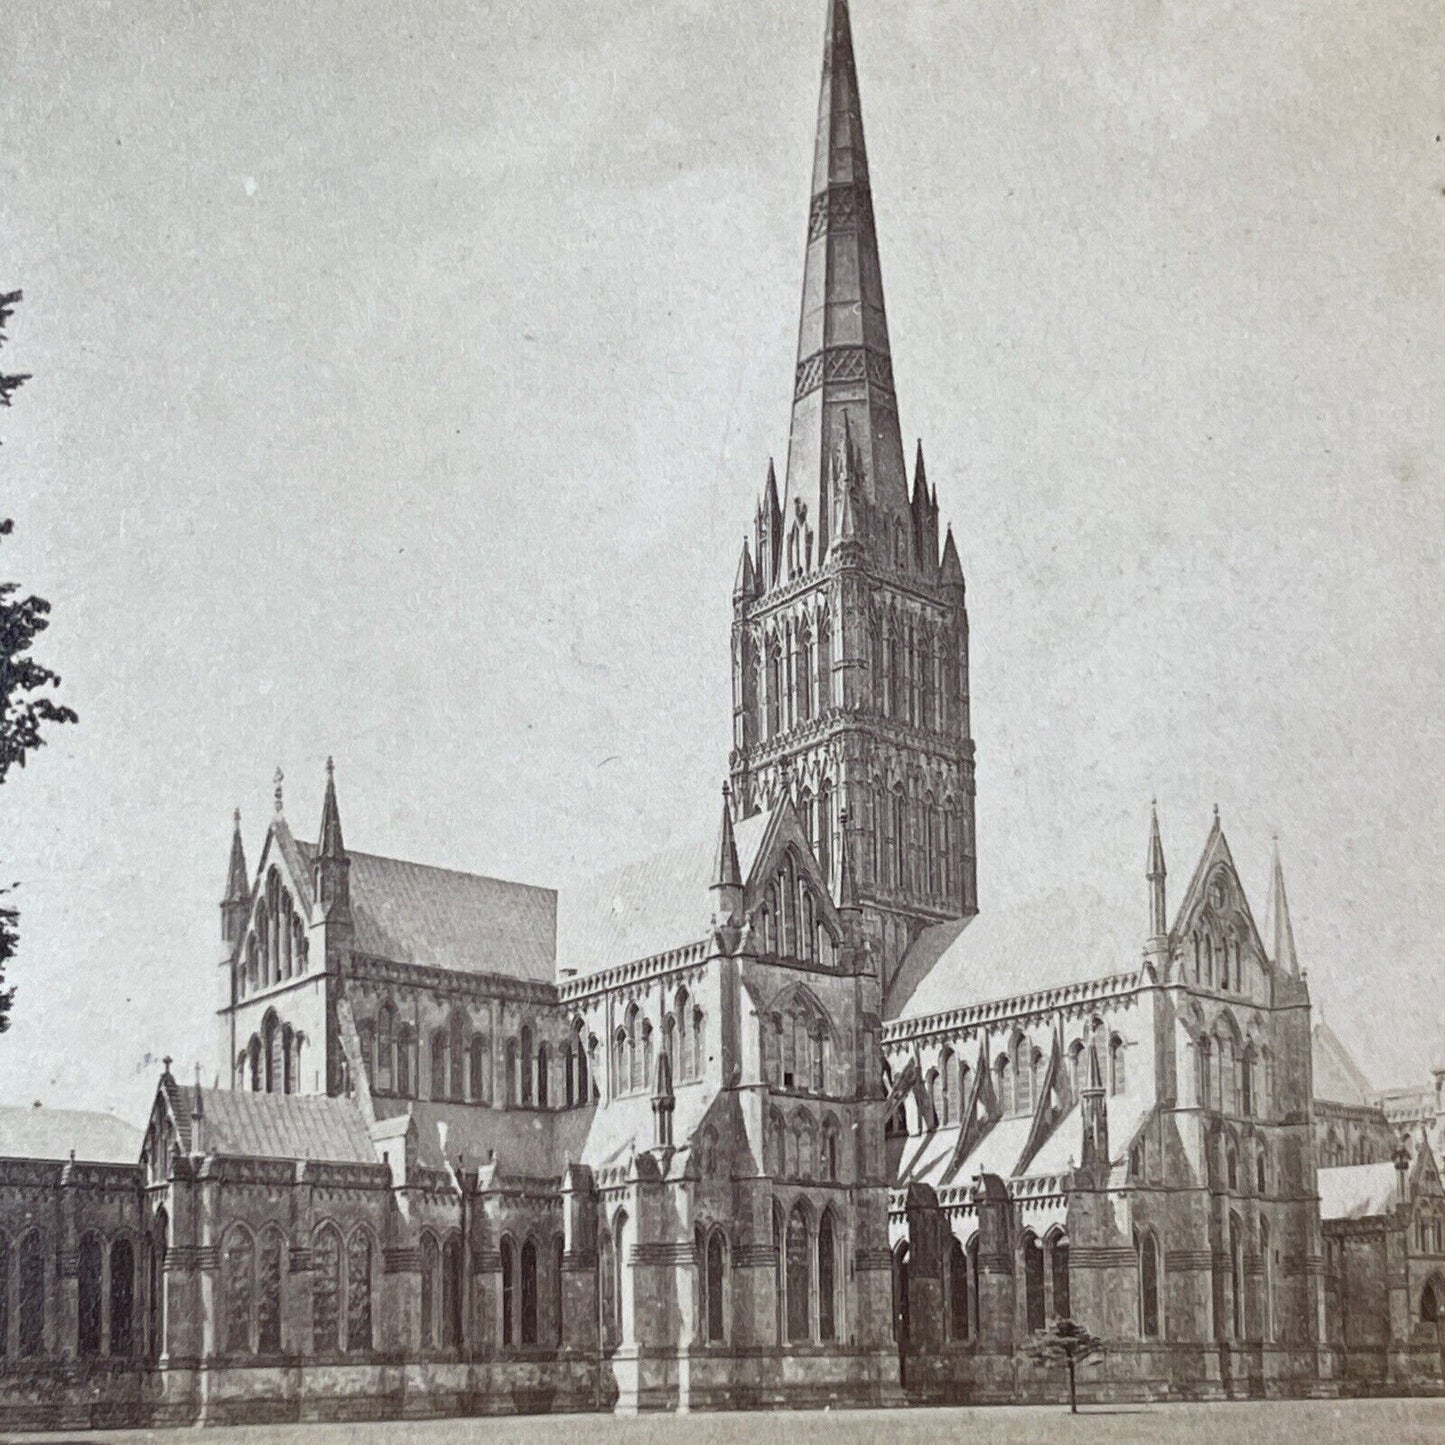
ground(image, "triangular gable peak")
xmin=233 ymin=814 xmax=319 ymax=971
xmin=140 ymin=1074 xmax=189 ymax=1182
xmin=743 ymin=795 xmax=844 ymax=958
xmin=1411 ymin=1136 xmax=1445 ymax=1202
xmin=1170 ymin=816 xmax=1270 ymax=975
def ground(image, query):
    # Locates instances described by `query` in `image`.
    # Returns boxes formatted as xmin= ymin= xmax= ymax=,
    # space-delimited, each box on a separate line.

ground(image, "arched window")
xmin=995 ymin=1053 xmax=1012 ymax=1115
xmin=501 ymin=1237 xmax=516 ymax=1347
xmin=1228 ymin=1212 xmax=1244 ymax=1340
xmin=1242 ymin=1044 xmax=1256 ymax=1117
xmin=554 ymin=1235 xmax=565 ymax=1347
xmin=615 ymin=1211 xmax=633 ymax=1345
xmin=1138 ymin=1230 xmax=1161 ymax=1338
xmin=1197 ymin=1037 xmax=1213 ymax=1109
xmin=445 ymin=1011 xmax=462 ymax=1098
xmin=1256 ymin=1143 xmax=1268 ymax=1196
xmin=817 ymin=780 xmax=833 ymax=884
xmin=1012 ymin=1035 xmax=1033 ymax=1116
xmin=431 ymin=1030 xmax=448 ymax=1100
xmin=892 ymin=1240 xmax=910 ymax=1345
xmin=1068 ymin=1041 xmax=1085 ymax=1096
xmin=442 ymin=1236 xmax=463 ymax=1349
xmin=705 ymin=1231 xmax=727 ymax=1344
xmin=420 ymin=1234 xmax=439 ymax=1347
xmin=1260 ymin=1217 xmax=1274 ymax=1343
xmin=785 ymin=1203 xmax=811 ymax=1343
xmin=520 ymin=1238 xmax=538 ymax=1345
xmin=376 ymin=1004 xmax=396 ymax=1093
xmin=575 ymin=1020 xmax=591 ymax=1100
xmin=818 ymin=1210 xmax=837 ymax=1342
xmin=16 ymin=1231 xmax=42 ymax=1352
xmin=536 ymin=1042 xmax=550 ymax=1108
xmin=938 ymin=1048 xmax=954 ymax=1126
xmin=147 ymin=1209 xmax=167 ymax=1359
xmin=1226 ymin=1139 xmax=1239 ymax=1192
xmin=926 ymin=1069 xmax=940 ymax=1129
xmin=223 ymin=1226 xmax=255 ymax=1354
xmin=822 ymin=1117 xmax=840 ymax=1181
xmin=312 ymin=1225 xmax=343 ymax=1354
xmin=948 ymin=1236 xmax=969 ymax=1340
xmin=1049 ymin=1230 xmax=1070 ymax=1321
xmin=470 ymin=1034 xmax=487 ymax=1103
xmin=1423 ymin=1279 xmax=1441 ymax=1324
xmin=1108 ymin=1035 xmax=1125 ymax=1095
xmin=110 ymin=1237 xmax=136 ymax=1357
xmin=1023 ymin=1232 xmax=1045 ymax=1333
xmin=598 ymin=1222 xmax=617 ymax=1351
xmin=346 ymin=1230 xmax=373 ymax=1353
xmin=78 ymin=1234 xmax=103 ymax=1356
xmin=520 ymin=1025 xmax=535 ymax=1105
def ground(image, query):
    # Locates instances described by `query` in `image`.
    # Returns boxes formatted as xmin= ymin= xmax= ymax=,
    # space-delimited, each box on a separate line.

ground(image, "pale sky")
xmin=1 ymin=0 xmax=1442 ymax=1126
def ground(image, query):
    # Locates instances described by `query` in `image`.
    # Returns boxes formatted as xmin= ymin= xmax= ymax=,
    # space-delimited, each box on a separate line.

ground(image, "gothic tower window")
xmin=1109 ymin=1034 xmax=1126 ymax=1096
xmin=536 ymin=1041 xmax=550 ymax=1108
xmin=470 ymin=1033 xmax=488 ymax=1103
xmin=521 ymin=1024 xmax=535 ymax=1104
xmin=1227 ymin=1212 xmax=1244 ymax=1340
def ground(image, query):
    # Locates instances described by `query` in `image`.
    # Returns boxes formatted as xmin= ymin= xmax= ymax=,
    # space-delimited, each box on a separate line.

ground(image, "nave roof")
xmin=556 ymin=805 xmax=775 ymax=977
xmin=294 ymin=839 xmax=556 ymax=982
xmin=172 ymin=1085 xmax=375 ymax=1163
xmin=1312 ymin=1021 xmax=1376 ymax=1108
xmin=887 ymin=885 xmax=1142 ymax=1024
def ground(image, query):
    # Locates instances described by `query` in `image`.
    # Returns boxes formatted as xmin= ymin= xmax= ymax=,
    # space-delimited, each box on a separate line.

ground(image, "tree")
xmin=0 ymin=288 xmax=77 ymax=1033
xmin=1026 ymin=1317 xmax=1105 ymax=1414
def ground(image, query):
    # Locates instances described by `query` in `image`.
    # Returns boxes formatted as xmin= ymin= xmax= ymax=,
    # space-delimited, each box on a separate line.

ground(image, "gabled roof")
xmin=176 ymin=1087 xmax=374 ymax=1163
xmin=1169 ymin=814 xmax=1267 ymax=960
xmin=0 ymin=1105 xmax=142 ymax=1164
xmin=557 ymin=804 xmax=776 ymax=976
xmin=887 ymin=886 xmax=1142 ymax=1023
xmin=1312 ymin=1021 xmax=1375 ymax=1107
xmin=1319 ymin=1162 xmax=1400 ymax=1221
xmin=297 ymin=842 xmax=556 ymax=982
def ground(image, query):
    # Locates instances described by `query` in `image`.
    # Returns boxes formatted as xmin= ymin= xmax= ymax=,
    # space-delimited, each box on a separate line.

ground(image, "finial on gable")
xmin=274 ymin=767 xmax=285 ymax=815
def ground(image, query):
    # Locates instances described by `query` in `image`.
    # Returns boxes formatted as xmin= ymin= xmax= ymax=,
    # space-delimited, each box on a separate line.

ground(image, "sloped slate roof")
xmin=1312 ymin=1022 xmax=1375 ymax=1107
xmin=1318 ymin=1162 xmax=1399 ymax=1220
xmin=181 ymin=1087 xmax=374 ymax=1163
xmin=0 ymin=1105 xmax=142 ymax=1164
xmin=888 ymin=886 xmax=1144 ymax=1022
xmin=557 ymin=808 xmax=773 ymax=976
xmin=374 ymin=1098 xmax=590 ymax=1177
xmin=298 ymin=842 xmax=556 ymax=981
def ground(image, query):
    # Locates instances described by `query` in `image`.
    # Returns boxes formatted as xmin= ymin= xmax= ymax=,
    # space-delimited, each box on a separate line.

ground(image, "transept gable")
xmin=1169 ymin=817 xmax=1271 ymax=995
xmin=1410 ymin=1135 xmax=1444 ymax=1201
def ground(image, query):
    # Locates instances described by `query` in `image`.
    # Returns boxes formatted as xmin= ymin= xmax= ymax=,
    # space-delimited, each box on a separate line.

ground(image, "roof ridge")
xmin=348 ymin=848 xmax=554 ymax=895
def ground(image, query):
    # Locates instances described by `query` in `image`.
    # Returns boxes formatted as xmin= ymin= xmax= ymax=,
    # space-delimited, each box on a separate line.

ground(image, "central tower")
xmin=729 ymin=0 xmax=978 ymax=1000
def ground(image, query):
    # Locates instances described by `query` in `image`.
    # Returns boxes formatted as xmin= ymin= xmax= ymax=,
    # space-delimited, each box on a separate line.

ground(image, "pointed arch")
xmin=817 ymin=1208 xmax=838 ymax=1342
xmin=785 ymin=1200 xmax=812 ymax=1343
xmin=222 ymin=1223 xmax=256 ymax=1354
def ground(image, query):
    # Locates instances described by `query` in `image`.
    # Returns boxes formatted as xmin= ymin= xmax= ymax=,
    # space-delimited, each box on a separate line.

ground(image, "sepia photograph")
xmin=1 ymin=0 xmax=1443 ymax=1438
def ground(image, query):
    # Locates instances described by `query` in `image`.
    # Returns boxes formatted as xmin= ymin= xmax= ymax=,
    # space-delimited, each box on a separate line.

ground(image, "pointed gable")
xmin=1170 ymin=816 xmax=1265 ymax=950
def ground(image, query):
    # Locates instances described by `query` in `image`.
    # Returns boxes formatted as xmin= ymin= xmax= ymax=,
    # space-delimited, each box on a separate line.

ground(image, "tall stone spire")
xmin=784 ymin=0 xmax=909 ymax=556
xmin=1147 ymin=800 xmax=1167 ymax=939
xmin=314 ymin=757 xmax=350 ymax=923
xmin=221 ymin=809 xmax=249 ymax=948
xmin=1264 ymin=838 xmax=1300 ymax=976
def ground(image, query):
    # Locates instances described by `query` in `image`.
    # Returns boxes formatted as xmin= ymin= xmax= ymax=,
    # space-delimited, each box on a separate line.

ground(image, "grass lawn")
xmin=10 ymin=1398 xmax=1445 ymax=1445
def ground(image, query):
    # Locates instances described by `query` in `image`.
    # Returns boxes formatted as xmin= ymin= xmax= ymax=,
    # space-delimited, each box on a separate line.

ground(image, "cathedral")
xmin=2 ymin=0 xmax=1444 ymax=1427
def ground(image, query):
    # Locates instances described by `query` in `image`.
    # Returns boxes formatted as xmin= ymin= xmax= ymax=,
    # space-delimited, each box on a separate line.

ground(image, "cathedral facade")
xmin=1 ymin=0 xmax=1444 ymax=1428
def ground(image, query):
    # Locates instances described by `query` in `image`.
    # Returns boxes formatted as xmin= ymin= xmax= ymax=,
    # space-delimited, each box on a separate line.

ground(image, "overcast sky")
xmin=1 ymin=0 xmax=1442 ymax=1125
